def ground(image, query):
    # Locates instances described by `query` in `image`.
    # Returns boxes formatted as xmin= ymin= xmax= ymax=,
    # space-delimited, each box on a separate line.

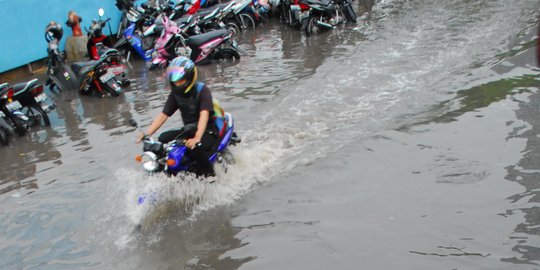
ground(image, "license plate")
xmin=6 ymin=100 xmax=22 ymax=111
xmin=99 ymin=72 xmax=115 ymax=83
xmin=109 ymin=66 xmax=125 ymax=75
xmin=34 ymin=93 xmax=48 ymax=103
xmin=299 ymin=12 xmax=309 ymax=20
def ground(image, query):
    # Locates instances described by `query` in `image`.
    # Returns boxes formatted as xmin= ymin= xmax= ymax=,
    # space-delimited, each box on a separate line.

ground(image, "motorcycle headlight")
xmin=141 ymin=152 xmax=159 ymax=172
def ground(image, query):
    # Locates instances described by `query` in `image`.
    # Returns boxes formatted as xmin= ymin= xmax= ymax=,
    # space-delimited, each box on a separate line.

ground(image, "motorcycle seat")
xmin=10 ymin=79 xmax=39 ymax=95
xmin=175 ymin=9 xmax=214 ymax=24
xmin=0 ymin=83 xmax=8 ymax=93
xmin=186 ymin=29 xmax=229 ymax=47
xmin=71 ymin=61 xmax=100 ymax=75
xmin=0 ymin=79 xmax=39 ymax=97
xmin=176 ymin=16 xmax=192 ymax=25
xmin=199 ymin=2 xmax=234 ymax=14
xmin=300 ymin=0 xmax=333 ymax=7
xmin=0 ymin=83 xmax=9 ymax=97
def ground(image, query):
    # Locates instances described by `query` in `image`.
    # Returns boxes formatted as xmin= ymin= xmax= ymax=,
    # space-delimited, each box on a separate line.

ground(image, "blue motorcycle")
xmin=113 ymin=4 xmax=162 ymax=62
xmin=135 ymin=112 xmax=240 ymax=205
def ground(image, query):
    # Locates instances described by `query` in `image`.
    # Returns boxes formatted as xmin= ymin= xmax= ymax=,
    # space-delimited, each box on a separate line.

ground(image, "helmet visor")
xmin=167 ymin=66 xmax=186 ymax=82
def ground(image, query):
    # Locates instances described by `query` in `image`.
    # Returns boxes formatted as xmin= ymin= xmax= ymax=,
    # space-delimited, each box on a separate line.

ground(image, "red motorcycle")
xmin=87 ymin=18 xmax=111 ymax=60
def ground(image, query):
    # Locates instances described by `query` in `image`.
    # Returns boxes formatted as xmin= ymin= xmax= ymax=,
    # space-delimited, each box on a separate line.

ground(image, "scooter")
xmin=113 ymin=2 xmax=164 ymax=62
xmin=45 ymin=23 xmax=79 ymax=92
xmin=150 ymin=14 xmax=185 ymax=69
xmin=151 ymin=14 xmax=241 ymax=68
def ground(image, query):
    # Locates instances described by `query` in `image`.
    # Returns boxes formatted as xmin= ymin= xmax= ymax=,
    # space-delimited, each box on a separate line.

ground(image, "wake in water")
xmin=100 ymin=0 xmax=539 ymax=249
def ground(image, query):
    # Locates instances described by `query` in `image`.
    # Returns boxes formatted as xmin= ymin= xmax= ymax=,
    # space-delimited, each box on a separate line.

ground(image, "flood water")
xmin=1 ymin=0 xmax=540 ymax=269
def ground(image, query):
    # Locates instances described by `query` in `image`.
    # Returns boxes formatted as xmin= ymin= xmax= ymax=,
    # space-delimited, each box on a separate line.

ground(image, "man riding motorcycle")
xmin=136 ymin=56 xmax=222 ymax=177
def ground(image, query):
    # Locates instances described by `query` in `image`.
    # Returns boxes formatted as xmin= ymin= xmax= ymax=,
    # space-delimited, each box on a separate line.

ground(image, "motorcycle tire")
xmin=103 ymin=80 xmax=121 ymax=97
xmin=23 ymin=104 xmax=51 ymax=127
xmin=212 ymin=48 xmax=241 ymax=62
xmin=343 ymin=4 xmax=357 ymax=23
xmin=9 ymin=114 xmax=28 ymax=137
xmin=0 ymin=126 xmax=9 ymax=146
xmin=237 ymin=13 xmax=256 ymax=31
xmin=226 ymin=22 xmax=241 ymax=35
xmin=120 ymin=78 xmax=131 ymax=87
xmin=305 ymin=17 xmax=320 ymax=36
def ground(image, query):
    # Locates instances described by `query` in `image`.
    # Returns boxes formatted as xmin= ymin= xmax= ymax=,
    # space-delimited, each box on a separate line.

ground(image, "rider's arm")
xmin=137 ymin=112 xmax=168 ymax=143
xmin=145 ymin=112 xmax=169 ymax=137
xmin=143 ymin=94 xmax=176 ymax=138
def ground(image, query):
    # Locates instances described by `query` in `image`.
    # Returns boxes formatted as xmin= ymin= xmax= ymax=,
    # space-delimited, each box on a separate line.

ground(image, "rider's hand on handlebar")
xmin=136 ymin=131 xmax=146 ymax=144
xmin=185 ymin=137 xmax=200 ymax=149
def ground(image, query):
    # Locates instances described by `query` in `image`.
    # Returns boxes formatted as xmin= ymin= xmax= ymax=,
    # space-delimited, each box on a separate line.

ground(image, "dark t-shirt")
xmin=162 ymin=83 xmax=213 ymax=117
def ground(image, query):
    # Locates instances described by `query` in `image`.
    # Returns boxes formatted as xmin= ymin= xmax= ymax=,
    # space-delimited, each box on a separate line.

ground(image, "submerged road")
xmin=1 ymin=1 xmax=539 ymax=269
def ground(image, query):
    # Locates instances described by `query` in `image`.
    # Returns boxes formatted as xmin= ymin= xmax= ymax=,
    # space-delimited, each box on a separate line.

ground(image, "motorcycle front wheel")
xmin=237 ymin=13 xmax=256 ymax=31
xmin=343 ymin=4 xmax=357 ymax=23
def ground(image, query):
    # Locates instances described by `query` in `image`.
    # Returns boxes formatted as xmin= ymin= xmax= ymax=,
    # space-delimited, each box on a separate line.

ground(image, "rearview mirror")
xmin=128 ymin=119 xmax=138 ymax=128
xmin=98 ymin=8 xmax=105 ymax=17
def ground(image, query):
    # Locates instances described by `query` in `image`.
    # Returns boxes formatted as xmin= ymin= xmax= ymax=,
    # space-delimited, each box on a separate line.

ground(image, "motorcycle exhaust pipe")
xmin=316 ymin=20 xmax=335 ymax=30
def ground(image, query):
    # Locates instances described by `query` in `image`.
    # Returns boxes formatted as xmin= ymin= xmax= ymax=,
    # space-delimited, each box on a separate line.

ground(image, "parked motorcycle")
xmin=171 ymin=0 xmax=233 ymax=20
xmin=113 ymin=5 xmax=161 ymax=62
xmin=301 ymin=0 xmax=357 ymax=36
xmin=0 ymin=79 xmax=55 ymax=141
xmin=230 ymin=0 xmax=259 ymax=30
xmin=45 ymin=22 xmax=79 ymax=92
xmin=151 ymin=14 xmax=241 ymax=68
xmin=87 ymin=17 xmax=111 ymax=60
xmin=150 ymin=14 xmax=183 ymax=69
xmin=196 ymin=2 xmax=250 ymax=34
xmin=71 ymin=56 xmax=124 ymax=97
xmin=115 ymin=0 xmax=136 ymax=38
xmin=45 ymin=21 xmax=127 ymax=97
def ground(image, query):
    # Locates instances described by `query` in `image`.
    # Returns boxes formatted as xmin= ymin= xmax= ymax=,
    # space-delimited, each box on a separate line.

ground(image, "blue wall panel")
xmin=0 ymin=0 xmax=122 ymax=73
